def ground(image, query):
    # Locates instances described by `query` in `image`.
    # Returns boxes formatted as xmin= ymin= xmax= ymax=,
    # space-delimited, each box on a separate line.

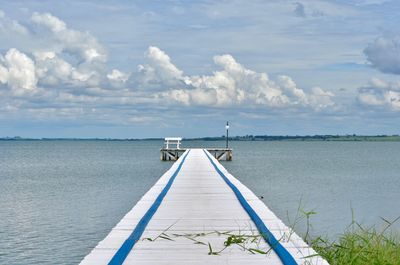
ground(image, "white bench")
xmin=164 ymin=137 xmax=182 ymax=149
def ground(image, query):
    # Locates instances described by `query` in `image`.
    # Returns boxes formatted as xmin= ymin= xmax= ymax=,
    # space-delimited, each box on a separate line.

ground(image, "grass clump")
xmin=307 ymin=215 xmax=400 ymax=265
xmin=142 ymin=220 xmax=270 ymax=256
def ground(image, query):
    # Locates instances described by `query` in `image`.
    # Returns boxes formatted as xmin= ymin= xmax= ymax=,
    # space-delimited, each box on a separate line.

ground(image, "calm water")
xmin=1 ymin=140 xmax=399 ymax=264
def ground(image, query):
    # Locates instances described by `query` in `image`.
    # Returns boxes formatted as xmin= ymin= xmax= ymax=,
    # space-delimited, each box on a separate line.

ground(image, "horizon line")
xmin=1 ymin=134 xmax=399 ymax=141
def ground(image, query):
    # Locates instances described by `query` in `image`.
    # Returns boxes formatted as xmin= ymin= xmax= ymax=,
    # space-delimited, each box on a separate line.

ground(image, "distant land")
xmin=194 ymin=134 xmax=400 ymax=141
xmin=1 ymin=135 xmax=400 ymax=141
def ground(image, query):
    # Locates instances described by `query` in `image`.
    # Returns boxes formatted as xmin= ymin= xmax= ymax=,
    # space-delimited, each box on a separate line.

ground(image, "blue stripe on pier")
xmin=203 ymin=149 xmax=298 ymax=265
xmin=107 ymin=150 xmax=190 ymax=265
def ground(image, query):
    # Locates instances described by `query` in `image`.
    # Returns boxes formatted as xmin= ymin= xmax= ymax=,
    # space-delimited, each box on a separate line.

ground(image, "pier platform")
xmin=160 ymin=148 xmax=232 ymax=161
xmin=80 ymin=149 xmax=328 ymax=265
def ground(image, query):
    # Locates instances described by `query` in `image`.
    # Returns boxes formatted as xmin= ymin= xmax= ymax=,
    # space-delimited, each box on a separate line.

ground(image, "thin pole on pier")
xmin=225 ymin=121 xmax=229 ymax=149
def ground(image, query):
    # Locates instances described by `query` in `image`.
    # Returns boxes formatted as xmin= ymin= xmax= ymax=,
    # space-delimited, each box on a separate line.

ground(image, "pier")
xmin=160 ymin=137 xmax=233 ymax=161
xmin=80 ymin=149 xmax=328 ymax=265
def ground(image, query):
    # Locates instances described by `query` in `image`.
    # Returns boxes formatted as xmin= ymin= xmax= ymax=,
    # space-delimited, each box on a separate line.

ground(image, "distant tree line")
xmin=1 ymin=134 xmax=400 ymax=141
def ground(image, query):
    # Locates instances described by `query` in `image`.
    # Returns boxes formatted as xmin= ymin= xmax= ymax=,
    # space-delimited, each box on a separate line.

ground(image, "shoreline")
xmin=1 ymin=135 xmax=400 ymax=142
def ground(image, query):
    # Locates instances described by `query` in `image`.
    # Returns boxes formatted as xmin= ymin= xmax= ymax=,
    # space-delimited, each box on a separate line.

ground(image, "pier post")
xmin=225 ymin=121 xmax=229 ymax=149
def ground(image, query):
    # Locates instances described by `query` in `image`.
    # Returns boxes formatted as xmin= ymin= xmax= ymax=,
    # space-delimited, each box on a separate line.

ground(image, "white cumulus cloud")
xmin=0 ymin=9 xmax=339 ymax=125
xmin=141 ymin=48 xmax=335 ymax=110
xmin=31 ymin=12 xmax=66 ymax=33
xmin=135 ymin=46 xmax=185 ymax=90
xmin=358 ymin=78 xmax=400 ymax=111
xmin=34 ymin=51 xmax=73 ymax=86
xmin=0 ymin=11 xmax=112 ymax=94
xmin=0 ymin=48 xmax=37 ymax=94
xmin=107 ymin=69 xmax=129 ymax=82
xmin=31 ymin=12 xmax=107 ymax=63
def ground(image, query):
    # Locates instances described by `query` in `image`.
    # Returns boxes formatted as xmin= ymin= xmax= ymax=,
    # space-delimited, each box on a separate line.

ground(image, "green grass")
xmin=302 ymin=213 xmax=400 ymax=265
xmin=311 ymin=231 xmax=400 ymax=264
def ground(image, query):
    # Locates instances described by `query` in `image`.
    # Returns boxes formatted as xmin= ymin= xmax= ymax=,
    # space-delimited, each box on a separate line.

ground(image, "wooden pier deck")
xmin=80 ymin=149 xmax=328 ymax=265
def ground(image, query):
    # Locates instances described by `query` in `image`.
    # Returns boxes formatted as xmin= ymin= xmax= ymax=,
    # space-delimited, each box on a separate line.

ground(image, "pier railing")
xmin=160 ymin=148 xmax=232 ymax=161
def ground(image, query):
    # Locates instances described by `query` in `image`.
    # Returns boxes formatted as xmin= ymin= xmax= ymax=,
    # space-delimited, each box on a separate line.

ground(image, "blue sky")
xmin=1 ymin=0 xmax=400 ymax=138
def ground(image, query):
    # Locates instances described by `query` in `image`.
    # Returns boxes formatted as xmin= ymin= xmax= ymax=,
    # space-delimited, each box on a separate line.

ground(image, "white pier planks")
xmin=80 ymin=149 xmax=328 ymax=265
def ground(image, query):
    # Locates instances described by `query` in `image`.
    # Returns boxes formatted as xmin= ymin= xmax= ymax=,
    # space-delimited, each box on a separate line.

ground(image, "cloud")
xmin=364 ymin=35 xmax=400 ymax=75
xmin=31 ymin=12 xmax=66 ymax=33
xmin=144 ymin=48 xmax=335 ymax=110
xmin=0 ymin=48 xmax=37 ymax=95
xmin=34 ymin=51 xmax=73 ymax=86
xmin=145 ymin=46 xmax=183 ymax=80
xmin=26 ymin=12 xmax=109 ymax=89
xmin=0 ymin=9 xmax=29 ymax=35
xmin=358 ymin=78 xmax=400 ymax=111
xmin=294 ymin=2 xmax=306 ymax=17
xmin=134 ymin=46 xmax=185 ymax=91
xmin=0 ymin=10 xmax=337 ymax=127
xmin=292 ymin=2 xmax=326 ymax=18
xmin=31 ymin=12 xmax=107 ymax=63
xmin=107 ymin=69 xmax=129 ymax=83
xmin=0 ymin=44 xmax=336 ymax=125
xmin=0 ymin=10 xmax=115 ymax=104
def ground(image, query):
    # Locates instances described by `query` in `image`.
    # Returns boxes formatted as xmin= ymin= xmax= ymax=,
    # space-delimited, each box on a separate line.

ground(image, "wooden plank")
xmin=80 ymin=149 xmax=328 ymax=265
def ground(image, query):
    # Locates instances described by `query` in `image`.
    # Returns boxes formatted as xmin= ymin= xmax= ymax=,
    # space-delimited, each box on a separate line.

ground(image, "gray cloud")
xmin=294 ymin=2 xmax=306 ymax=17
xmin=364 ymin=35 xmax=400 ymax=75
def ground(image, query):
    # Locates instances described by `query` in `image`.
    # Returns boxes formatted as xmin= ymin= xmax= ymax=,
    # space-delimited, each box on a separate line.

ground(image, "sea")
xmin=1 ymin=140 xmax=399 ymax=264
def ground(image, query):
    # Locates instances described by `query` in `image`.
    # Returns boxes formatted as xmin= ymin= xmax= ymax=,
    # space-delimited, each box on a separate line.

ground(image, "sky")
xmin=1 ymin=0 xmax=400 ymax=138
